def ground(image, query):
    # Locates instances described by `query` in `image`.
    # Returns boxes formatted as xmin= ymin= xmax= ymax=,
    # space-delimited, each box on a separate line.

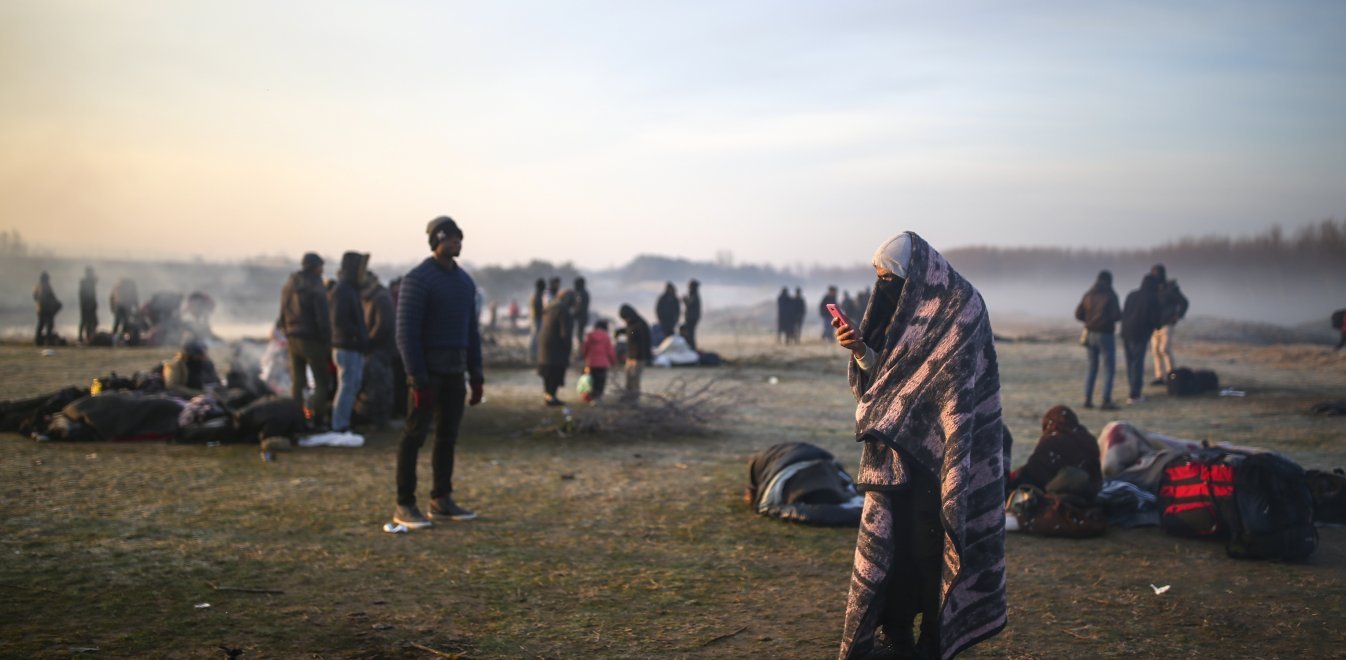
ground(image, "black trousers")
xmin=35 ymin=313 xmax=56 ymax=346
xmin=881 ymin=469 xmax=944 ymax=658
xmin=397 ymin=372 xmax=465 ymax=506
xmin=541 ymin=365 xmax=567 ymax=398
xmin=589 ymin=367 xmax=608 ymax=399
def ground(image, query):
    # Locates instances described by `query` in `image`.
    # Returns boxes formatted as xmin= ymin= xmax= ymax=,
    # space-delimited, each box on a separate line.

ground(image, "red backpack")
xmin=1157 ymin=450 xmax=1242 ymax=538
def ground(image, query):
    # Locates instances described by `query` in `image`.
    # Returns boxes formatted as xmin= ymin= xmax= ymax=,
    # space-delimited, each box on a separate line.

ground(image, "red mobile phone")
xmin=826 ymin=303 xmax=853 ymax=328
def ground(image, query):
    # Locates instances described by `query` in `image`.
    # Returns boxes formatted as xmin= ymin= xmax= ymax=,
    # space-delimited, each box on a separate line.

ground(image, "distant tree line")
xmin=945 ymin=218 xmax=1346 ymax=287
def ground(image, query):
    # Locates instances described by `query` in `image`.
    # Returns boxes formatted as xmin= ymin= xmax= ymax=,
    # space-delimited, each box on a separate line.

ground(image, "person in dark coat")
xmin=817 ymin=285 xmax=837 ymax=340
xmin=655 ymin=282 xmax=680 ymax=342
xmin=547 ymin=276 xmax=561 ymax=301
xmin=278 ymin=252 xmax=333 ymax=428
xmin=619 ymin=304 xmax=651 ymax=405
xmin=682 ymin=279 xmax=701 ymax=351
xmin=1075 ymin=270 xmax=1122 ymax=410
xmin=537 ymin=290 xmax=576 ymax=406
xmin=528 ymin=277 xmax=546 ymax=363
xmin=776 ymin=287 xmax=792 ymax=344
xmin=328 ymin=251 xmax=369 ymax=432
xmin=357 ymin=268 xmax=396 ymax=428
xmin=1007 ymin=405 xmax=1103 ymax=501
xmin=33 ymin=271 xmax=61 ymax=346
xmin=1149 ymin=263 xmax=1189 ymax=385
xmin=790 ymin=287 xmax=806 ymax=344
xmin=1120 ymin=274 xmax=1161 ymax=404
xmin=393 ymin=216 xmax=485 ymax=528
xmin=573 ymin=276 xmax=591 ymax=353
xmin=78 ymin=267 xmax=98 ymax=344
xmin=109 ymin=277 xmax=140 ymax=345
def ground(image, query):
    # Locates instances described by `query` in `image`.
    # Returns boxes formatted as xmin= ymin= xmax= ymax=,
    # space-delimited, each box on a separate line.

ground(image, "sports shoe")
xmin=393 ymin=504 xmax=432 ymax=529
xmin=1127 ymin=396 xmax=1147 ymax=405
xmin=1082 ymin=401 xmax=1094 ymax=409
xmin=1100 ymin=401 xmax=1120 ymax=411
xmin=544 ymin=396 xmax=566 ymax=407
xmin=1150 ymin=378 xmax=1165 ymax=386
xmin=429 ymin=497 xmax=477 ymax=521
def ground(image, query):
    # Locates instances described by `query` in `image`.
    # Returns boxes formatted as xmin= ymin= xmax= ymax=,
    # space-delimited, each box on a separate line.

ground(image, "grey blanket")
xmin=839 ymin=232 xmax=1008 ymax=660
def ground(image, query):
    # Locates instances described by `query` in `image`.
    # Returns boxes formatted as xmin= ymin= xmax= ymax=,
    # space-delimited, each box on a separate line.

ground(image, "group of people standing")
xmin=31 ymin=268 xmax=143 ymax=347
xmin=277 ymin=251 xmax=399 ymax=435
xmin=528 ymin=275 xmax=698 ymax=407
xmin=775 ymin=285 xmax=871 ymax=344
xmin=1075 ymin=263 xmax=1189 ymax=408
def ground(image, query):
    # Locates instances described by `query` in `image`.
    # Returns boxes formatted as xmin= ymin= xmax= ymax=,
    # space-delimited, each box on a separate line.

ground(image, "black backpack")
xmin=1166 ymin=367 xmax=1219 ymax=396
xmin=1225 ymin=453 xmax=1318 ymax=561
xmin=1305 ymin=468 xmax=1346 ymax=525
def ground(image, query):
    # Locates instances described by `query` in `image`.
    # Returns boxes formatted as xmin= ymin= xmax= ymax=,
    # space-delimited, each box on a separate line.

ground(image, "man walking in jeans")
xmin=393 ymin=216 xmax=485 ymax=528
xmin=1074 ymin=270 xmax=1122 ymax=410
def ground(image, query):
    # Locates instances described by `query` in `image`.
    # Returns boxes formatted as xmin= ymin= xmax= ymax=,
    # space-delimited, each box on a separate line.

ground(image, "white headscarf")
xmin=871 ymin=233 xmax=912 ymax=279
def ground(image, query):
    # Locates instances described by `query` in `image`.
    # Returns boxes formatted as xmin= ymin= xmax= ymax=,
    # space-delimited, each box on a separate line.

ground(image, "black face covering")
xmin=863 ymin=276 xmax=905 ymax=349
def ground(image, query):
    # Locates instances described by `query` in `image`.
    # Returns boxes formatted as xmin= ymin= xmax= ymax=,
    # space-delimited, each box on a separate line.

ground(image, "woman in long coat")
xmin=537 ymin=290 xmax=575 ymax=406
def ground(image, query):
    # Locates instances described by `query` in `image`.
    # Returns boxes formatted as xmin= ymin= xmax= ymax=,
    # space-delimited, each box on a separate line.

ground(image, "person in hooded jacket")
xmin=357 ymin=266 xmax=396 ymax=429
xmin=1120 ymin=274 xmax=1161 ymax=404
xmin=619 ymin=304 xmax=652 ymax=405
xmin=33 ymin=271 xmax=61 ymax=346
xmin=655 ymin=282 xmax=680 ymax=342
xmin=1075 ymin=270 xmax=1122 ymax=410
xmin=537 ymin=289 xmax=575 ymax=406
xmin=682 ymin=279 xmax=701 ymax=351
xmin=329 ymin=251 xmax=370 ymax=432
xmin=833 ymin=232 xmax=1007 ymax=660
xmin=1007 ymin=405 xmax=1103 ymax=501
xmin=279 ymin=252 xmax=333 ymax=428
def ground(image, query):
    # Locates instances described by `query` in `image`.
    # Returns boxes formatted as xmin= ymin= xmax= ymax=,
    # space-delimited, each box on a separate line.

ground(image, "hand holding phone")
xmin=826 ymin=303 xmax=853 ymax=328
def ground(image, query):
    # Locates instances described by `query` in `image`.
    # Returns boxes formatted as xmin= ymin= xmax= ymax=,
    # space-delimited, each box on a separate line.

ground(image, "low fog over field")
xmin=2 ymin=222 xmax=1343 ymax=342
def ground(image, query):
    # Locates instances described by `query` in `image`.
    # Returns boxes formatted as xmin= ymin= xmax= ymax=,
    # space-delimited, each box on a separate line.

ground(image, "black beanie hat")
xmin=427 ymin=216 xmax=463 ymax=249
xmin=301 ymin=252 xmax=324 ymax=269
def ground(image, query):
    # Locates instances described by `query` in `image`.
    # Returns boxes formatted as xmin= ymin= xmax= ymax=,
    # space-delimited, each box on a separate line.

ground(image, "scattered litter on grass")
xmin=1220 ymin=388 xmax=1247 ymax=397
xmin=372 ymin=623 xmax=393 ymax=630
xmin=69 ymin=646 xmax=99 ymax=654
xmin=85 ymin=453 xmax=97 ymax=460
xmin=560 ymin=473 xmax=576 ymax=480
xmin=195 ymin=602 xmax=211 ymax=609
xmin=767 ymin=376 xmax=779 ymax=385
xmin=1150 ymin=584 xmax=1171 ymax=595
xmin=40 ymin=349 xmax=55 ymax=357
xmin=383 ymin=522 xmax=408 ymax=534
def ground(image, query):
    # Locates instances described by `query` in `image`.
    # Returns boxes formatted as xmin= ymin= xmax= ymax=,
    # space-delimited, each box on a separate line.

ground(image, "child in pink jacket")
xmin=581 ymin=320 xmax=617 ymax=402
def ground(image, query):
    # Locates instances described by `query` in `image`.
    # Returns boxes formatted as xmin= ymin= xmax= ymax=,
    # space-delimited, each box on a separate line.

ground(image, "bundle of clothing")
xmin=745 ymin=442 xmax=863 ymax=527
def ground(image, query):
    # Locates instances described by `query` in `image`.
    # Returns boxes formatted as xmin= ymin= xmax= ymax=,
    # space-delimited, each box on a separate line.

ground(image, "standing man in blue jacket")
xmin=393 ymin=216 xmax=485 ymax=528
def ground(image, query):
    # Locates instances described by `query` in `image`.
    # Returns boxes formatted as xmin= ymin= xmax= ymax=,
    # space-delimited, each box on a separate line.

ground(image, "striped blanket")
xmin=839 ymin=232 xmax=1009 ymax=660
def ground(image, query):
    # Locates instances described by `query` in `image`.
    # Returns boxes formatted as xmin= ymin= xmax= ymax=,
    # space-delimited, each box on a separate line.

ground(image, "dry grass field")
xmin=1 ymin=329 xmax=1344 ymax=658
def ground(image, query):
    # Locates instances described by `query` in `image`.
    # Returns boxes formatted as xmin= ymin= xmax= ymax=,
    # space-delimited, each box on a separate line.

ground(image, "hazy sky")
xmin=2 ymin=1 xmax=1343 ymax=269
